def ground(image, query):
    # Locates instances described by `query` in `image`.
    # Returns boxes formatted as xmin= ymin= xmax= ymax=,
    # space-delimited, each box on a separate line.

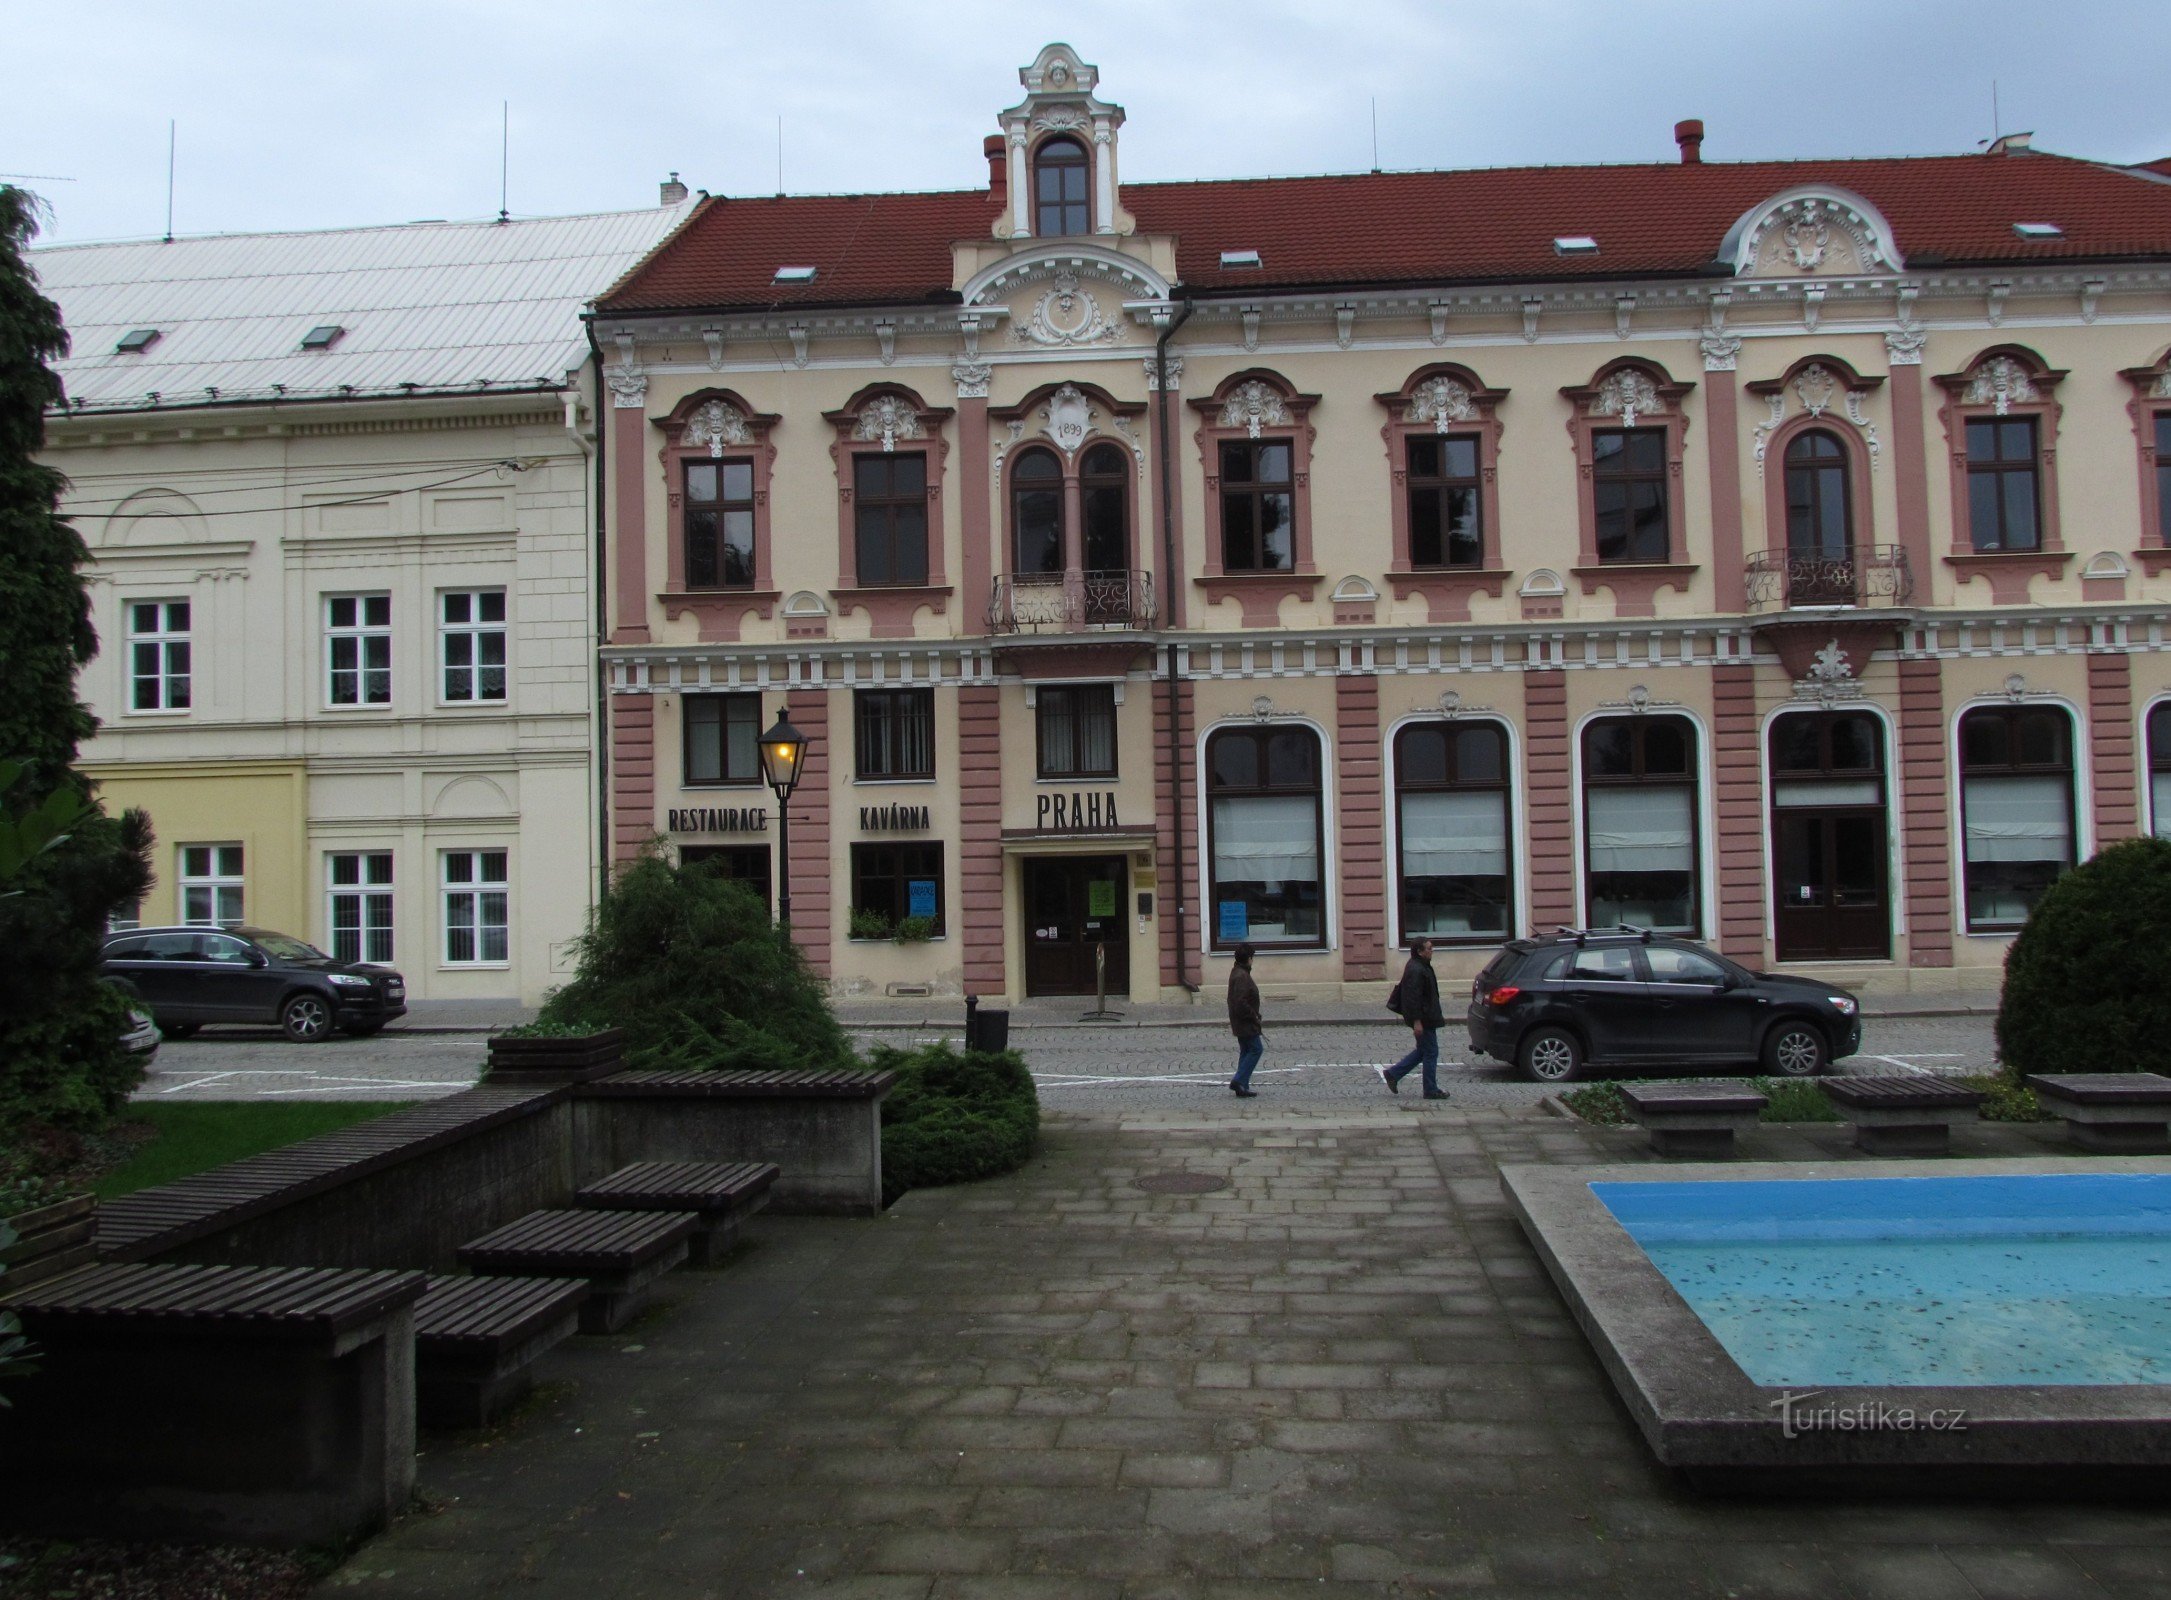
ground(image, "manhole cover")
xmin=1135 ymin=1172 xmax=1229 ymax=1195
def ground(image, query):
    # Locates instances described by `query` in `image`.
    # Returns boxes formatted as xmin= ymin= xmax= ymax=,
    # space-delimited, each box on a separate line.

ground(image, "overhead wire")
xmin=55 ymin=459 xmax=534 ymax=516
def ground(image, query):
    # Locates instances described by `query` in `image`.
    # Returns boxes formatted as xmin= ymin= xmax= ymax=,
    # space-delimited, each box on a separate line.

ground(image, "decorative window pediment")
xmin=1746 ymin=356 xmax=1885 ymax=476
xmin=1721 ymin=186 xmax=1904 ymax=279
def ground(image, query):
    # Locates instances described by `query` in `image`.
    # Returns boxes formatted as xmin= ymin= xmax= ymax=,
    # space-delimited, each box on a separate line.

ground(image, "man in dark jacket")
xmin=1227 ymin=943 xmax=1264 ymax=1097
xmin=1380 ymin=937 xmax=1448 ymax=1099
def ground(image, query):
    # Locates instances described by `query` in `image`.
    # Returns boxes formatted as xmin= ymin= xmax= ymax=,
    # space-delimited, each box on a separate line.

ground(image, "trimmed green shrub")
xmin=1997 ymin=837 xmax=2171 ymax=1078
xmin=540 ymin=851 xmax=852 ymax=1074
xmin=870 ymin=1042 xmax=1039 ymax=1205
xmin=1959 ymin=1070 xmax=2054 ymax=1123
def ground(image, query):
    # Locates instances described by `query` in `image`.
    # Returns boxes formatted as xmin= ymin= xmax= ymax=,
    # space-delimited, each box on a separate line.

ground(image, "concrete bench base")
xmin=1845 ymin=1106 xmax=1975 ymax=1156
xmin=414 ymin=1274 xmax=589 ymax=1429
xmin=459 ymin=1210 xmax=694 ymax=1335
xmin=2026 ymin=1074 xmax=2171 ymax=1155
xmin=1823 ymin=1076 xmax=1984 ymax=1157
xmin=1616 ymin=1084 xmax=1767 ymax=1160
xmin=576 ymin=1161 xmax=779 ymax=1268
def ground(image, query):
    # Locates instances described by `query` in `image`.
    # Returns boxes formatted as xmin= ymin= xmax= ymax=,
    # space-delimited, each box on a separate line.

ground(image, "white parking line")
xmin=1033 ymin=1068 xmax=1305 ymax=1089
xmin=1867 ymin=1053 xmax=1967 ymax=1076
xmin=154 ymin=1071 xmax=240 ymax=1095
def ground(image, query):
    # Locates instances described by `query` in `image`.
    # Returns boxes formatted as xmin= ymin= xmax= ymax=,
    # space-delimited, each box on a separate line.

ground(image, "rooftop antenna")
xmin=777 ymin=115 xmax=784 ymax=196
xmin=1992 ymin=80 xmax=2001 ymax=142
xmin=1370 ymin=96 xmax=1380 ymax=172
xmin=497 ymin=101 xmax=509 ymax=223
xmin=163 ymin=120 xmax=175 ymax=243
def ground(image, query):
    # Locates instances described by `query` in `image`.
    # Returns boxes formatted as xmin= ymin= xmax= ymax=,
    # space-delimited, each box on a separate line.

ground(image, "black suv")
xmin=100 ymin=926 xmax=407 ymax=1043
xmin=1465 ymin=930 xmax=1861 ymax=1084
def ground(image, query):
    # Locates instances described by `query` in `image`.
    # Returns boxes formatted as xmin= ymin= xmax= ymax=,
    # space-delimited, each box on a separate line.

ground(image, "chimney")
xmin=1674 ymin=119 xmax=1705 ymax=165
xmin=660 ymin=171 xmax=689 ymax=205
xmin=985 ymin=135 xmax=1007 ymax=205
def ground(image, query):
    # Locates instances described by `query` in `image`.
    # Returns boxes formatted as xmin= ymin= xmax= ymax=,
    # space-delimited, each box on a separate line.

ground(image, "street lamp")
xmin=759 ymin=708 xmax=810 ymax=935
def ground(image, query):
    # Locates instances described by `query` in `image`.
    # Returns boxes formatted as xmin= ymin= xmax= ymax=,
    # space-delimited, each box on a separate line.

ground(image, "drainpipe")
xmin=584 ymin=317 xmax=612 ymax=911
xmin=1154 ymin=293 xmax=1196 ymax=994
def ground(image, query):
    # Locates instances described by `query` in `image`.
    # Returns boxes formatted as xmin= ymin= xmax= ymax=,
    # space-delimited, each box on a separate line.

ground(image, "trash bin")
xmin=966 ymin=1008 xmax=1009 ymax=1054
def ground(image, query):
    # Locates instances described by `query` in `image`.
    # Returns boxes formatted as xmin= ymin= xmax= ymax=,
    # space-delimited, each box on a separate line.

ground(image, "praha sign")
xmin=667 ymin=806 xmax=768 ymax=833
xmin=1037 ymin=791 xmax=1120 ymax=831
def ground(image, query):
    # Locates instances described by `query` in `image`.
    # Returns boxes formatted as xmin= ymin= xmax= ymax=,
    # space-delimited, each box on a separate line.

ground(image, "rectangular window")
xmin=179 ymin=843 xmax=245 ymax=927
xmin=1219 ymin=440 xmax=1295 ymax=572
xmin=1206 ymin=725 xmax=1325 ymax=948
xmin=442 ymin=849 xmax=509 ymax=965
xmin=685 ymin=459 xmax=756 ymax=588
xmin=128 ymin=600 xmax=191 ymax=712
xmin=2156 ymin=414 xmax=2171 ymax=546
xmin=1965 ymin=418 xmax=2043 ymax=552
xmin=325 ymin=594 xmax=392 ymax=706
xmin=854 ymin=689 xmax=934 ymax=780
xmin=851 ymin=841 xmax=945 ymax=935
xmin=684 ymin=694 xmax=762 ymax=785
xmin=1960 ymin=706 xmax=2074 ymax=931
xmin=1591 ymin=428 xmax=1670 ymax=563
xmin=440 ymin=590 xmax=507 ymax=703
xmin=1406 ymin=436 xmax=1482 ymax=569
xmin=327 ymin=851 xmax=395 ymax=964
xmin=1036 ymin=685 xmax=1118 ymax=779
xmin=853 ymin=453 xmax=929 ymax=586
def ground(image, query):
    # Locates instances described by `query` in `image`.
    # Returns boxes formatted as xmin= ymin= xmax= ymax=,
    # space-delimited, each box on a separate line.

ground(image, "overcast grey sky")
xmin=5 ymin=0 xmax=2167 ymax=247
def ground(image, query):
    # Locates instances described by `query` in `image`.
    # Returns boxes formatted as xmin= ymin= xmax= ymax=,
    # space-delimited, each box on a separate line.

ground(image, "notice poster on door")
xmin=908 ymin=880 xmax=937 ymax=919
xmin=1218 ymin=901 xmax=1248 ymax=941
xmin=1088 ymin=880 xmax=1116 ymax=918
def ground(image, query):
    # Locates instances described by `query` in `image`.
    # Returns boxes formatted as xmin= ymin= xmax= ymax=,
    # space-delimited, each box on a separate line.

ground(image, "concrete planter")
xmin=484 ymin=1028 xmax=627 ymax=1086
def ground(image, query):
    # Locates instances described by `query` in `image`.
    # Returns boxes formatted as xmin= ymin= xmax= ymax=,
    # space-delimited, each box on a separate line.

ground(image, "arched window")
xmin=1033 ymin=136 xmax=1090 ymax=236
xmin=1011 ymin=448 xmax=1063 ymax=576
xmin=1395 ymin=721 xmax=1512 ymax=944
xmin=1581 ymin=715 xmax=1700 ymax=933
xmin=1080 ymin=443 xmax=1129 ymax=573
xmin=2150 ymin=703 xmax=2171 ymax=837
xmin=1784 ymin=429 xmax=1852 ymax=560
xmin=1207 ymin=724 xmax=1325 ymax=949
xmin=1960 ymin=705 xmax=2076 ymax=931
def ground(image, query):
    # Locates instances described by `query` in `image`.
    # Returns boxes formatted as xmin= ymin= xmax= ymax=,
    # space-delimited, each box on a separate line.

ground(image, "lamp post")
xmin=758 ymin=707 xmax=810 ymax=936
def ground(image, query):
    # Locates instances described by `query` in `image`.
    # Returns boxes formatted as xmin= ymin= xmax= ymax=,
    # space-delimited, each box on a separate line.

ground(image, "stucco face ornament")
xmin=1408 ymin=376 xmax=1477 ymax=432
xmin=854 ymin=395 xmax=924 ymax=453
xmin=1219 ymin=380 xmax=1291 ymax=440
xmin=683 ymin=399 xmax=752 ymax=458
xmin=1015 ymin=271 xmax=1122 ymax=348
xmin=1965 ymin=356 xmax=2038 ymax=417
xmin=1591 ymin=368 xmax=1661 ymax=429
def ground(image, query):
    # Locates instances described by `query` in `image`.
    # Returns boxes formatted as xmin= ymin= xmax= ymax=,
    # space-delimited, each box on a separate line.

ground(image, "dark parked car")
xmin=1465 ymin=929 xmax=1861 ymax=1084
xmin=100 ymin=926 xmax=406 ymax=1043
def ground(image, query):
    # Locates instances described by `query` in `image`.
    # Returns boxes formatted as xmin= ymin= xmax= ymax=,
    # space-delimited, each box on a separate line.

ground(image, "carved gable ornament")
xmin=1964 ymin=354 xmax=2038 ymax=415
xmin=1792 ymin=639 xmax=1865 ymax=706
xmin=1589 ymin=367 xmax=1665 ymax=427
xmin=1746 ymin=358 xmax=1885 ymax=476
xmin=1407 ymin=375 xmax=1478 ymax=431
xmin=1220 ymin=379 xmax=1292 ymax=439
xmin=1724 ymin=187 xmax=1903 ymax=279
xmin=682 ymin=398 xmax=753 ymax=458
xmin=855 ymin=394 xmax=925 ymax=452
xmin=1014 ymin=269 xmax=1123 ymax=348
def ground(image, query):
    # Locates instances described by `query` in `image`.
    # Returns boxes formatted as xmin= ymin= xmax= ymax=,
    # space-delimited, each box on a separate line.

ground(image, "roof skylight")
xmin=772 ymin=265 xmax=818 ymax=284
xmin=1554 ymin=236 xmax=1600 ymax=256
xmin=1218 ymin=248 xmax=1263 ymax=269
xmin=299 ymin=324 xmax=346 ymax=350
xmin=2013 ymin=221 xmax=2064 ymax=239
xmin=115 ymin=328 xmax=161 ymax=354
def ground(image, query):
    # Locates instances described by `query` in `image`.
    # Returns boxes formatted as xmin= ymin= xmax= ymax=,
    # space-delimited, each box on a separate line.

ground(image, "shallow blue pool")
xmin=1592 ymin=1174 xmax=2171 ymax=1387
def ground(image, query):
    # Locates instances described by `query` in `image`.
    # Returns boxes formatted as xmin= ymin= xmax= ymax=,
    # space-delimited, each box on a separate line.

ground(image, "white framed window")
xmin=442 ymin=849 xmax=509 ymax=965
xmin=440 ymin=590 xmax=507 ymax=703
xmin=327 ymin=851 xmax=395 ymax=964
xmin=108 ymin=897 xmax=144 ymax=932
xmin=179 ymin=843 xmax=245 ymax=927
xmin=128 ymin=600 xmax=191 ymax=712
xmin=326 ymin=594 xmax=392 ymax=706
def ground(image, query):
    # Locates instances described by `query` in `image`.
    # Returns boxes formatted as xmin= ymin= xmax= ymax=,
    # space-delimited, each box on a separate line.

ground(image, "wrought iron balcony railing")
xmin=1744 ymin=545 xmax=1912 ymax=612
xmin=989 ymin=569 xmax=1156 ymax=633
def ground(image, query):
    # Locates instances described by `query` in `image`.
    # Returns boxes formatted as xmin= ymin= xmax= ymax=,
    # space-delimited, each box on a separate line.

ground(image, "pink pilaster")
xmin=1704 ymin=367 xmax=1747 ymax=614
xmin=958 ymin=684 xmax=1006 ymax=994
xmin=1525 ymin=669 xmax=1574 ymax=932
xmin=784 ymin=688 xmax=832 ymax=976
xmin=958 ymin=395 xmax=992 ymax=635
xmin=2089 ymin=651 xmax=2138 ymax=847
xmin=1712 ymin=662 xmax=1765 ymax=965
xmin=1898 ymin=658 xmax=1954 ymax=967
xmin=1155 ymin=672 xmax=1197 ymax=989
xmin=612 ymin=403 xmax=650 ymax=642
xmin=1336 ymin=667 xmax=1386 ymax=981
xmin=609 ymin=694 xmax=654 ymax=866
xmin=1888 ymin=363 xmax=1936 ymax=607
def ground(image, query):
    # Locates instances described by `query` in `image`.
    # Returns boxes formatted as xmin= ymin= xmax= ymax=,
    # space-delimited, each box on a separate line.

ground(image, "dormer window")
xmin=299 ymin=324 xmax=345 ymax=351
xmin=1034 ymin=136 xmax=1090 ymax=236
xmin=115 ymin=328 xmax=161 ymax=354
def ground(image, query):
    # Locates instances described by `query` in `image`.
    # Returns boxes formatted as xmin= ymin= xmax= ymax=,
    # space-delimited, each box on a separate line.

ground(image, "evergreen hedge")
xmin=869 ymin=1042 xmax=1040 ymax=1206
xmin=1996 ymin=836 xmax=2171 ymax=1078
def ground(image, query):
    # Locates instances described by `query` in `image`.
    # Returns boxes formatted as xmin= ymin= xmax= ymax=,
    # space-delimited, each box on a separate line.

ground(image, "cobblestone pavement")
xmin=325 ymin=1103 xmax=2165 ymax=1600
xmin=139 ymin=1015 xmax=1997 ymax=1104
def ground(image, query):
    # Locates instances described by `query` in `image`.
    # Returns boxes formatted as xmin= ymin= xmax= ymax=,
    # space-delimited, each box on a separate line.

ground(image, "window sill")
xmin=853 ymin=776 xmax=937 ymax=787
xmin=123 ymin=708 xmax=192 ymax=718
xmin=1570 ymin=562 xmax=1698 ymax=618
xmin=828 ymin=586 xmax=953 ymax=640
xmin=678 ymin=780 xmax=768 ymax=790
xmin=660 ymin=589 xmax=781 ymax=642
xmin=1192 ymin=571 xmax=1321 ymax=627
xmin=845 ymin=935 xmax=950 ymax=945
xmin=1943 ymin=549 xmax=2071 ymax=604
xmin=1385 ymin=567 xmax=1512 ymax=623
xmin=1036 ymin=774 xmax=1119 ymax=784
xmin=439 ymin=962 xmax=512 ymax=971
xmin=2131 ymin=548 xmax=2171 ymax=578
xmin=322 ymin=703 xmax=395 ymax=714
xmin=434 ymin=699 xmax=512 ymax=711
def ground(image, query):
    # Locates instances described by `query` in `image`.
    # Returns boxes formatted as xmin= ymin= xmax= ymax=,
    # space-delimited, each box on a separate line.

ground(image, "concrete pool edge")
xmin=1500 ymin=1155 xmax=2171 ymax=1493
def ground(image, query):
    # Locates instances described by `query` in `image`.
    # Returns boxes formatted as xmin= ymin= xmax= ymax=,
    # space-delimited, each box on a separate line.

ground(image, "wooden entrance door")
xmin=1023 ymin=856 xmax=1130 ymax=998
xmin=1769 ymin=711 xmax=1889 ymax=961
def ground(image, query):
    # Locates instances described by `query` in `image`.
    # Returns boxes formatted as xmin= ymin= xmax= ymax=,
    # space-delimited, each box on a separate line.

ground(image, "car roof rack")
xmin=1548 ymin=924 xmax=1658 ymax=947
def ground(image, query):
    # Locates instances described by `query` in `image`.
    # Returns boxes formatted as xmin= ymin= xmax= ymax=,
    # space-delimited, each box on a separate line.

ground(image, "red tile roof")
xmin=598 ymin=151 xmax=2171 ymax=314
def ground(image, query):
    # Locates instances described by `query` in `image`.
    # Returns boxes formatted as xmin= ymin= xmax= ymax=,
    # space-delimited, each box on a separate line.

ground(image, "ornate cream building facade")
xmin=36 ymin=201 xmax=691 ymax=1004
xmin=592 ymin=45 xmax=2171 ymax=1006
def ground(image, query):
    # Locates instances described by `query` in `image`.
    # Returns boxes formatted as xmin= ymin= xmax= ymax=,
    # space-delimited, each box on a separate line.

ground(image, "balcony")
xmin=1745 ymin=546 xmax=1912 ymax=612
xmin=989 ymin=570 xmax=1156 ymax=633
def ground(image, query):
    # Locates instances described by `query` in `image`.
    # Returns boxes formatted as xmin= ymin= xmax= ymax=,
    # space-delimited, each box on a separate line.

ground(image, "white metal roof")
xmin=31 ymin=203 xmax=694 ymax=414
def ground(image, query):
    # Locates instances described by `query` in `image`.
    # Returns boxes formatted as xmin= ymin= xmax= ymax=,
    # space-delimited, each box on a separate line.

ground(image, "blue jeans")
xmin=1232 ymin=1032 xmax=1264 ymax=1090
xmin=1388 ymin=1026 xmax=1440 ymax=1094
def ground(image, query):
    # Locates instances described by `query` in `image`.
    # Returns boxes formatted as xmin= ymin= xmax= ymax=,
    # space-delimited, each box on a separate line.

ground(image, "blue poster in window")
xmin=1218 ymin=901 xmax=1248 ymax=941
xmin=908 ymin=880 xmax=937 ymax=920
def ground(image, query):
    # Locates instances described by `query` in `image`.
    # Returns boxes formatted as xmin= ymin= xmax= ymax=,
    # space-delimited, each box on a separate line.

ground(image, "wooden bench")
xmin=0 ymin=1261 xmax=423 ymax=1546
xmin=414 ymin=1274 xmax=590 ymax=1428
xmin=457 ymin=1209 xmax=695 ymax=1333
xmin=1821 ymin=1075 xmax=1984 ymax=1155
xmin=2024 ymin=1073 xmax=2171 ymax=1154
xmin=1615 ymin=1082 xmax=1768 ymax=1158
xmin=576 ymin=1161 xmax=780 ymax=1267
xmin=0 ymin=1195 xmax=99 ymax=1292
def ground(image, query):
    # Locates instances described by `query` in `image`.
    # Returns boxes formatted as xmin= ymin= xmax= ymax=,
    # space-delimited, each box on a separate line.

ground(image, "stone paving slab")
xmin=324 ymin=1105 xmax=2165 ymax=1600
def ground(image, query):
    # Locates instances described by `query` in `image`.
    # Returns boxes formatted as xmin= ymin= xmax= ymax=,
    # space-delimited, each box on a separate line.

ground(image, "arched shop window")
xmin=1394 ymin=721 xmax=1512 ymax=943
xmin=1581 ymin=715 xmax=1700 ymax=932
xmin=1960 ymin=704 xmax=2077 ymax=931
xmin=2152 ymin=704 xmax=2171 ymax=837
xmin=1206 ymin=724 xmax=1325 ymax=949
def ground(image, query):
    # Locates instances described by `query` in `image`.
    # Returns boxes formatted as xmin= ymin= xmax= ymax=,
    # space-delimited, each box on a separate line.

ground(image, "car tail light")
xmin=1488 ymin=985 xmax=1522 ymax=1006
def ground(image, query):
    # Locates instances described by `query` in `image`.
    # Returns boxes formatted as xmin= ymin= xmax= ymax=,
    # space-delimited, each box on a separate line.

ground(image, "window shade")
xmin=1964 ymin=774 xmax=2072 ymax=863
xmin=1401 ymin=790 xmax=1507 ymax=877
xmin=1587 ymin=785 xmax=1694 ymax=873
xmin=1212 ymin=795 xmax=1319 ymax=882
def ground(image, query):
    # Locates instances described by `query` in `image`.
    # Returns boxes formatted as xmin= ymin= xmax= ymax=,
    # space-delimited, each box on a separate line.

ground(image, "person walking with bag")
xmin=1379 ymin=937 xmax=1448 ymax=1100
xmin=1227 ymin=943 xmax=1264 ymax=1098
